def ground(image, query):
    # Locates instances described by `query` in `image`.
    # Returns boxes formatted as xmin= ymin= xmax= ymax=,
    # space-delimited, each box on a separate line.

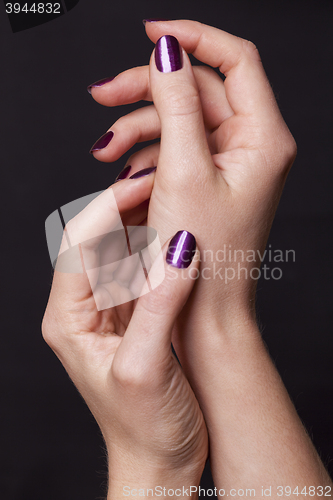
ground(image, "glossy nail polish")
xmin=142 ymin=18 xmax=168 ymax=25
xmin=89 ymin=131 xmax=114 ymax=153
xmin=155 ymin=35 xmax=183 ymax=73
xmin=166 ymin=231 xmax=196 ymax=269
xmin=129 ymin=166 xmax=157 ymax=179
xmin=115 ymin=165 xmax=132 ymax=182
xmin=87 ymin=77 xmax=114 ymax=94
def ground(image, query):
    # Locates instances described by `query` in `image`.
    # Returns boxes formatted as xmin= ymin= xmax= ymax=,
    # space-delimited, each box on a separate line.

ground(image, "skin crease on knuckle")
xmin=158 ymin=82 xmax=203 ymax=118
xmin=241 ymin=38 xmax=262 ymax=63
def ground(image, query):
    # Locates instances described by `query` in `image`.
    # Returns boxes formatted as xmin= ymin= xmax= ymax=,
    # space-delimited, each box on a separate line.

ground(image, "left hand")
xmin=42 ymin=174 xmax=208 ymax=496
xmin=88 ymin=20 xmax=297 ymax=326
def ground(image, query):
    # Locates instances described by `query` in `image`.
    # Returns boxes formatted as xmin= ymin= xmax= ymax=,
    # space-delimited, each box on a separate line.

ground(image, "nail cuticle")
xmin=87 ymin=77 xmax=115 ymax=94
xmin=143 ymin=18 xmax=169 ymax=25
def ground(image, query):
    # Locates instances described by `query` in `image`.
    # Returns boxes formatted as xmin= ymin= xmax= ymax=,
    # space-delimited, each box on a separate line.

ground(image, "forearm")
xmin=176 ymin=316 xmax=332 ymax=499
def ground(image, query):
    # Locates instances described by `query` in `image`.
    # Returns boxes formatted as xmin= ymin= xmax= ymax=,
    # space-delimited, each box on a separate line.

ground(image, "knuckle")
xmin=263 ymin=131 xmax=297 ymax=180
xmin=41 ymin=314 xmax=51 ymax=344
xmin=286 ymin=134 xmax=297 ymax=162
xmin=161 ymin=83 xmax=202 ymax=117
xmin=280 ymin=133 xmax=297 ymax=173
xmin=41 ymin=310 xmax=60 ymax=351
xmin=41 ymin=306 xmax=73 ymax=355
xmin=111 ymin=354 xmax=148 ymax=389
xmin=241 ymin=38 xmax=261 ymax=63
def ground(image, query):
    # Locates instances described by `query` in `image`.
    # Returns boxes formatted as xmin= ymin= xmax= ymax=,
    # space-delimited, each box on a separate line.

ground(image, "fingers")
xmin=149 ymin=36 xmax=216 ymax=180
xmin=90 ymin=105 xmax=161 ymax=163
xmin=50 ymin=171 xmax=156 ymax=306
xmin=89 ymin=67 xmax=231 ymax=163
xmin=88 ymin=66 xmax=151 ymax=106
xmin=117 ymin=143 xmax=160 ymax=178
xmin=116 ymin=230 xmax=199 ymax=362
xmin=144 ymin=20 xmax=278 ymax=119
xmin=195 ymin=65 xmax=234 ymax=130
xmin=90 ymin=66 xmax=233 ymax=140
xmin=65 ymin=172 xmax=155 ymax=248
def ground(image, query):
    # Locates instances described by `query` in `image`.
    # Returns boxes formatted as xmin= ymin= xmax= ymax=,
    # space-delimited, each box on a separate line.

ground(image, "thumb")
xmin=117 ymin=230 xmax=198 ymax=360
xmin=149 ymin=35 xmax=214 ymax=180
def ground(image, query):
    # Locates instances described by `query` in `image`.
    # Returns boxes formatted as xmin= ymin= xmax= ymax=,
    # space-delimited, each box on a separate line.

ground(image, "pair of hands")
xmin=43 ymin=20 xmax=330 ymax=499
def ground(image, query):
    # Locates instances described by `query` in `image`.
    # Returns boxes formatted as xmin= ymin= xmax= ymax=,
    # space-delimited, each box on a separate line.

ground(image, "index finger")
xmin=144 ymin=20 xmax=279 ymax=118
xmin=47 ymin=173 xmax=156 ymax=306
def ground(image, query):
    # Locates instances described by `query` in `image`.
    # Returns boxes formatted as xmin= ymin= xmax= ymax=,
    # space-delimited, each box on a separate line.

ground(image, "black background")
xmin=0 ymin=1 xmax=332 ymax=499
xmin=5 ymin=1 xmax=80 ymax=33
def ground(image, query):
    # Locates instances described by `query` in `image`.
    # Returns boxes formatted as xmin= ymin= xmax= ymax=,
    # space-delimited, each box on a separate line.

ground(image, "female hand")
xmin=88 ymin=20 xmax=297 ymax=327
xmin=42 ymin=173 xmax=208 ymax=498
xmin=88 ymin=20 xmax=331 ymax=496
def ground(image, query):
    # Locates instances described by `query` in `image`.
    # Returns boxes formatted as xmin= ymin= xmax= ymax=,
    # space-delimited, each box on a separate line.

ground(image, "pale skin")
xmin=43 ymin=20 xmax=332 ymax=500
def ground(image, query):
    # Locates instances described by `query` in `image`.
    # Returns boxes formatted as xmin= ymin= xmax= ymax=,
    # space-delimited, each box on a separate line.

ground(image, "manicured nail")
xmin=89 ymin=131 xmax=114 ymax=153
xmin=155 ymin=35 xmax=183 ymax=73
xmin=115 ymin=165 xmax=132 ymax=182
xmin=129 ymin=166 xmax=157 ymax=179
xmin=166 ymin=231 xmax=196 ymax=269
xmin=87 ymin=77 xmax=114 ymax=94
xmin=142 ymin=18 xmax=168 ymax=25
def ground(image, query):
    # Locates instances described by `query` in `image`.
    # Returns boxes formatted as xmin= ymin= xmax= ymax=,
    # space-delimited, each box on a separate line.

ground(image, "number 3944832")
xmin=5 ymin=3 xmax=61 ymax=14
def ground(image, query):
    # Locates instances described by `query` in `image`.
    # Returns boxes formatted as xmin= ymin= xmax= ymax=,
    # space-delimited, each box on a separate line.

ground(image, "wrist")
xmin=173 ymin=310 xmax=265 ymax=420
xmin=108 ymin=468 xmax=202 ymax=499
xmin=180 ymin=268 xmax=259 ymax=335
xmin=177 ymin=290 xmax=261 ymax=354
xmin=106 ymin=447 xmax=204 ymax=500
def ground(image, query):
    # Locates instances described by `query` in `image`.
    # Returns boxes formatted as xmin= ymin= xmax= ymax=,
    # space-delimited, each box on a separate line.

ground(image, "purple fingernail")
xmin=166 ymin=231 xmax=196 ymax=269
xmin=155 ymin=35 xmax=183 ymax=73
xmin=87 ymin=77 xmax=114 ymax=94
xmin=89 ymin=131 xmax=114 ymax=153
xmin=129 ymin=166 xmax=157 ymax=179
xmin=142 ymin=18 xmax=168 ymax=25
xmin=115 ymin=165 xmax=132 ymax=182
